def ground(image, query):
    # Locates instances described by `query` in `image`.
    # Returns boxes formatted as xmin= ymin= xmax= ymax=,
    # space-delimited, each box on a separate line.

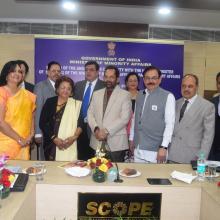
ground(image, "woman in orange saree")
xmin=0 ymin=61 xmax=36 ymax=160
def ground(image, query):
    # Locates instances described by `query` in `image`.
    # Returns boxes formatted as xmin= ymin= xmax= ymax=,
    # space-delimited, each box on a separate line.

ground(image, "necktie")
xmin=82 ymin=83 xmax=92 ymax=119
xmin=179 ymin=100 xmax=189 ymax=122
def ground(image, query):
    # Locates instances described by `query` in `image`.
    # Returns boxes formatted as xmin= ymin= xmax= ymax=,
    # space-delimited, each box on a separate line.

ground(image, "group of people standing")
xmin=0 ymin=59 xmax=219 ymax=163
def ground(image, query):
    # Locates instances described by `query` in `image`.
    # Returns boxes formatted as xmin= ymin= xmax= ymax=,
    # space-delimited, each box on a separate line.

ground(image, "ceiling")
xmin=1 ymin=0 xmax=220 ymax=29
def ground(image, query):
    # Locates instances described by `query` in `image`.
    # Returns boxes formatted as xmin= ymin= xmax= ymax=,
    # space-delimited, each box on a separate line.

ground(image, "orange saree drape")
xmin=0 ymin=87 xmax=36 ymax=160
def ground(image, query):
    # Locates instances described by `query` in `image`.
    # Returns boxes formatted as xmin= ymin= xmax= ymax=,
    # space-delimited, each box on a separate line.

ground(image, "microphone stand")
xmin=102 ymin=140 xmax=123 ymax=183
xmin=114 ymin=162 xmax=123 ymax=183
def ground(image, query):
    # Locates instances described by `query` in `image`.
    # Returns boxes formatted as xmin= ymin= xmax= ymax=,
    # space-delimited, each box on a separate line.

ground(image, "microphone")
xmin=101 ymin=140 xmax=123 ymax=183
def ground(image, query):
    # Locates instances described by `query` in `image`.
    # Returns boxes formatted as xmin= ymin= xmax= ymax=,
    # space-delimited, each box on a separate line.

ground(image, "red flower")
xmin=90 ymin=162 xmax=96 ymax=169
xmin=3 ymin=180 xmax=11 ymax=188
xmin=2 ymin=175 xmax=9 ymax=182
xmin=96 ymin=159 xmax=102 ymax=166
xmin=2 ymin=168 xmax=12 ymax=176
xmin=106 ymin=161 xmax=113 ymax=169
xmin=0 ymin=168 xmax=13 ymax=188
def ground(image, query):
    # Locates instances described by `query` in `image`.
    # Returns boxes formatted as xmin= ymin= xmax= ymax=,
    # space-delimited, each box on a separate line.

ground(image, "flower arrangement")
xmin=0 ymin=154 xmax=15 ymax=199
xmin=0 ymin=168 xmax=15 ymax=189
xmin=87 ymin=157 xmax=113 ymax=173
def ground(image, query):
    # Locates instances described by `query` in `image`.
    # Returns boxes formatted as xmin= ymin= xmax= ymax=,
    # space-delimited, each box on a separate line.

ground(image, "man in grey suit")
xmin=168 ymin=74 xmax=215 ymax=163
xmin=88 ymin=65 xmax=132 ymax=162
xmin=34 ymin=61 xmax=61 ymax=160
xmin=74 ymin=61 xmax=105 ymax=160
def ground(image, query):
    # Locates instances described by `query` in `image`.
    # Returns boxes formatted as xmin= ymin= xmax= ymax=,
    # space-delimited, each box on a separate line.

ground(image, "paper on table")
xmin=171 ymin=170 xmax=197 ymax=184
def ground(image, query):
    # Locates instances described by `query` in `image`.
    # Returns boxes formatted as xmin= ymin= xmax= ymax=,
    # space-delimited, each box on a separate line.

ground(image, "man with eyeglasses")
xmin=34 ymin=61 xmax=61 ymax=160
xmin=74 ymin=61 xmax=105 ymax=160
xmin=129 ymin=66 xmax=175 ymax=163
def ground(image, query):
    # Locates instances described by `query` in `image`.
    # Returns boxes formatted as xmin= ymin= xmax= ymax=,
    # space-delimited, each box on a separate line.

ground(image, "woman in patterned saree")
xmin=0 ymin=60 xmax=36 ymax=160
xmin=39 ymin=76 xmax=82 ymax=161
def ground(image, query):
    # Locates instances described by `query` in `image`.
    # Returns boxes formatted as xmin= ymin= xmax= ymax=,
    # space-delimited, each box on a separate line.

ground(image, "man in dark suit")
xmin=17 ymin=60 xmax=34 ymax=93
xmin=74 ymin=61 xmax=105 ymax=160
xmin=209 ymin=72 xmax=220 ymax=161
xmin=34 ymin=61 xmax=61 ymax=160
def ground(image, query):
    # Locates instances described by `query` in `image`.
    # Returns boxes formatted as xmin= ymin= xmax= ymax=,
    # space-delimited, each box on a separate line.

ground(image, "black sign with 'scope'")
xmin=78 ymin=193 xmax=161 ymax=220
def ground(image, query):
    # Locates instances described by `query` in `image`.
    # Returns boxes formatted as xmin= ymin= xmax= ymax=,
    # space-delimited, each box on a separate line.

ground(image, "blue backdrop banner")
xmin=35 ymin=38 xmax=183 ymax=98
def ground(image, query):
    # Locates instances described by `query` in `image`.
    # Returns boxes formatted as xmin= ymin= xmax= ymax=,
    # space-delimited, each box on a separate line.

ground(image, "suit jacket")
xmin=73 ymin=78 xmax=105 ymax=138
xmin=168 ymin=95 xmax=215 ymax=163
xmin=209 ymin=96 xmax=220 ymax=156
xmin=34 ymin=79 xmax=56 ymax=135
xmin=39 ymin=96 xmax=58 ymax=148
xmin=73 ymin=79 xmax=105 ymax=101
xmin=88 ymin=85 xmax=132 ymax=152
xmin=24 ymin=81 xmax=34 ymax=93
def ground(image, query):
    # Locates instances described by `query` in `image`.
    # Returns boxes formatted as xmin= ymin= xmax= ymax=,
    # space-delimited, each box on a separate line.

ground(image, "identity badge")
xmin=152 ymin=105 xmax=157 ymax=111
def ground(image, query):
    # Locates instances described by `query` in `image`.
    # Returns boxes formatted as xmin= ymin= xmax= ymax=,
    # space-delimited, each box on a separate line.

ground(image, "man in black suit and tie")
xmin=74 ymin=61 xmax=105 ymax=160
xmin=17 ymin=60 xmax=34 ymax=93
xmin=209 ymin=72 xmax=220 ymax=161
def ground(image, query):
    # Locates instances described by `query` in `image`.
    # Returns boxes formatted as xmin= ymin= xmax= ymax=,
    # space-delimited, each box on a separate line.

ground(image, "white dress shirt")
xmin=183 ymin=94 xmax=198 ymax=112
xmin=49 ymin=79 xmax=55 ymax=90
xmin=83 ymin=78 xmax=98 ymax=100
xmin=129 ymin=88 xmax=176 ymax=163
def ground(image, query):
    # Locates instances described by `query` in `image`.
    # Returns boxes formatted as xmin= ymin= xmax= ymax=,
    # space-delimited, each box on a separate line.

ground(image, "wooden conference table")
xmin=0 ymin=160 xmax=220 ymax=220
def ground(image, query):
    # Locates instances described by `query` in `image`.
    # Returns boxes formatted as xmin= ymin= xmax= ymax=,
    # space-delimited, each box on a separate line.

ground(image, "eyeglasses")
xmin=50 ymin=70 xmax=61 ymax=73
xmin=144 ymin=77 xmax=159 ymax=81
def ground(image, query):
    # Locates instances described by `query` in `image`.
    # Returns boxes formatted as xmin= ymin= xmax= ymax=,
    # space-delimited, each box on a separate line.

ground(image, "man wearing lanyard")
xmin=209 ymin=72 xmax=220 ymax=161
xmin=129 ymin=66 xmax=175 ymax=163
xmin=74 ymin=61 xmax=105 ymax=160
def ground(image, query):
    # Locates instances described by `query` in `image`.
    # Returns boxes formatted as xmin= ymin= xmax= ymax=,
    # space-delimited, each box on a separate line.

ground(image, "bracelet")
xmin=51 ymin=135 xmax=56 ymax=140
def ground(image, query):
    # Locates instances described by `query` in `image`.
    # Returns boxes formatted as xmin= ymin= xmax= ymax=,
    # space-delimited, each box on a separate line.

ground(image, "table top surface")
xmin=1 ymin=160 xmax=220 ymax=219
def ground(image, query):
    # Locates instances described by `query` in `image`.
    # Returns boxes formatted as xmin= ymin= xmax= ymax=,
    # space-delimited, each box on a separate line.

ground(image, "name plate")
xmin=78 ymin=193 xmax=161 ymax=219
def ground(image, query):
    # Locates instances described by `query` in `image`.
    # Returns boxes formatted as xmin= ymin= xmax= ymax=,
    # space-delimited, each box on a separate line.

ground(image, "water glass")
xmin=107 ymin=167 xmax=117 ymax=182
xmin=34 ymin=162 xmax=45 ymax=181
xmin=207 ymin=164 xmax=218 ymax=182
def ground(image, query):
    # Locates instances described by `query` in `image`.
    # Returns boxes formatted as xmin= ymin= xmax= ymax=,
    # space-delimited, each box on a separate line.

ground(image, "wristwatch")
xmin=159 ymin=146 xmax=168 ymax=150
xmin=94 ymin=126 xmax=100 ymax=133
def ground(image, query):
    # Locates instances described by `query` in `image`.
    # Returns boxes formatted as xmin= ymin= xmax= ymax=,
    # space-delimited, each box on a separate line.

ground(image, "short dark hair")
xmin=47 ymin=61 xmax=61 ymax=70
xmin=216 ymin=72 xmax=220 ymax=81
xmin=125 ymin=72 xmax=140 ymax=90
xmin=17 ymin=60 xmax=29 ymax=75
xmin=55 ymin=76 xmax=74 ymax=95
xmin=182 ymin=74 xmax=199 ymax=86
xmin=143 ymin=66 xmax=162 ymax=78
xmin=85 ymin=61 xmax=99 ymax=71
xmin=0 ymin=60 xmax=19 ymax=86
xmin=104 ymin=65 xmax=120 ymax=78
